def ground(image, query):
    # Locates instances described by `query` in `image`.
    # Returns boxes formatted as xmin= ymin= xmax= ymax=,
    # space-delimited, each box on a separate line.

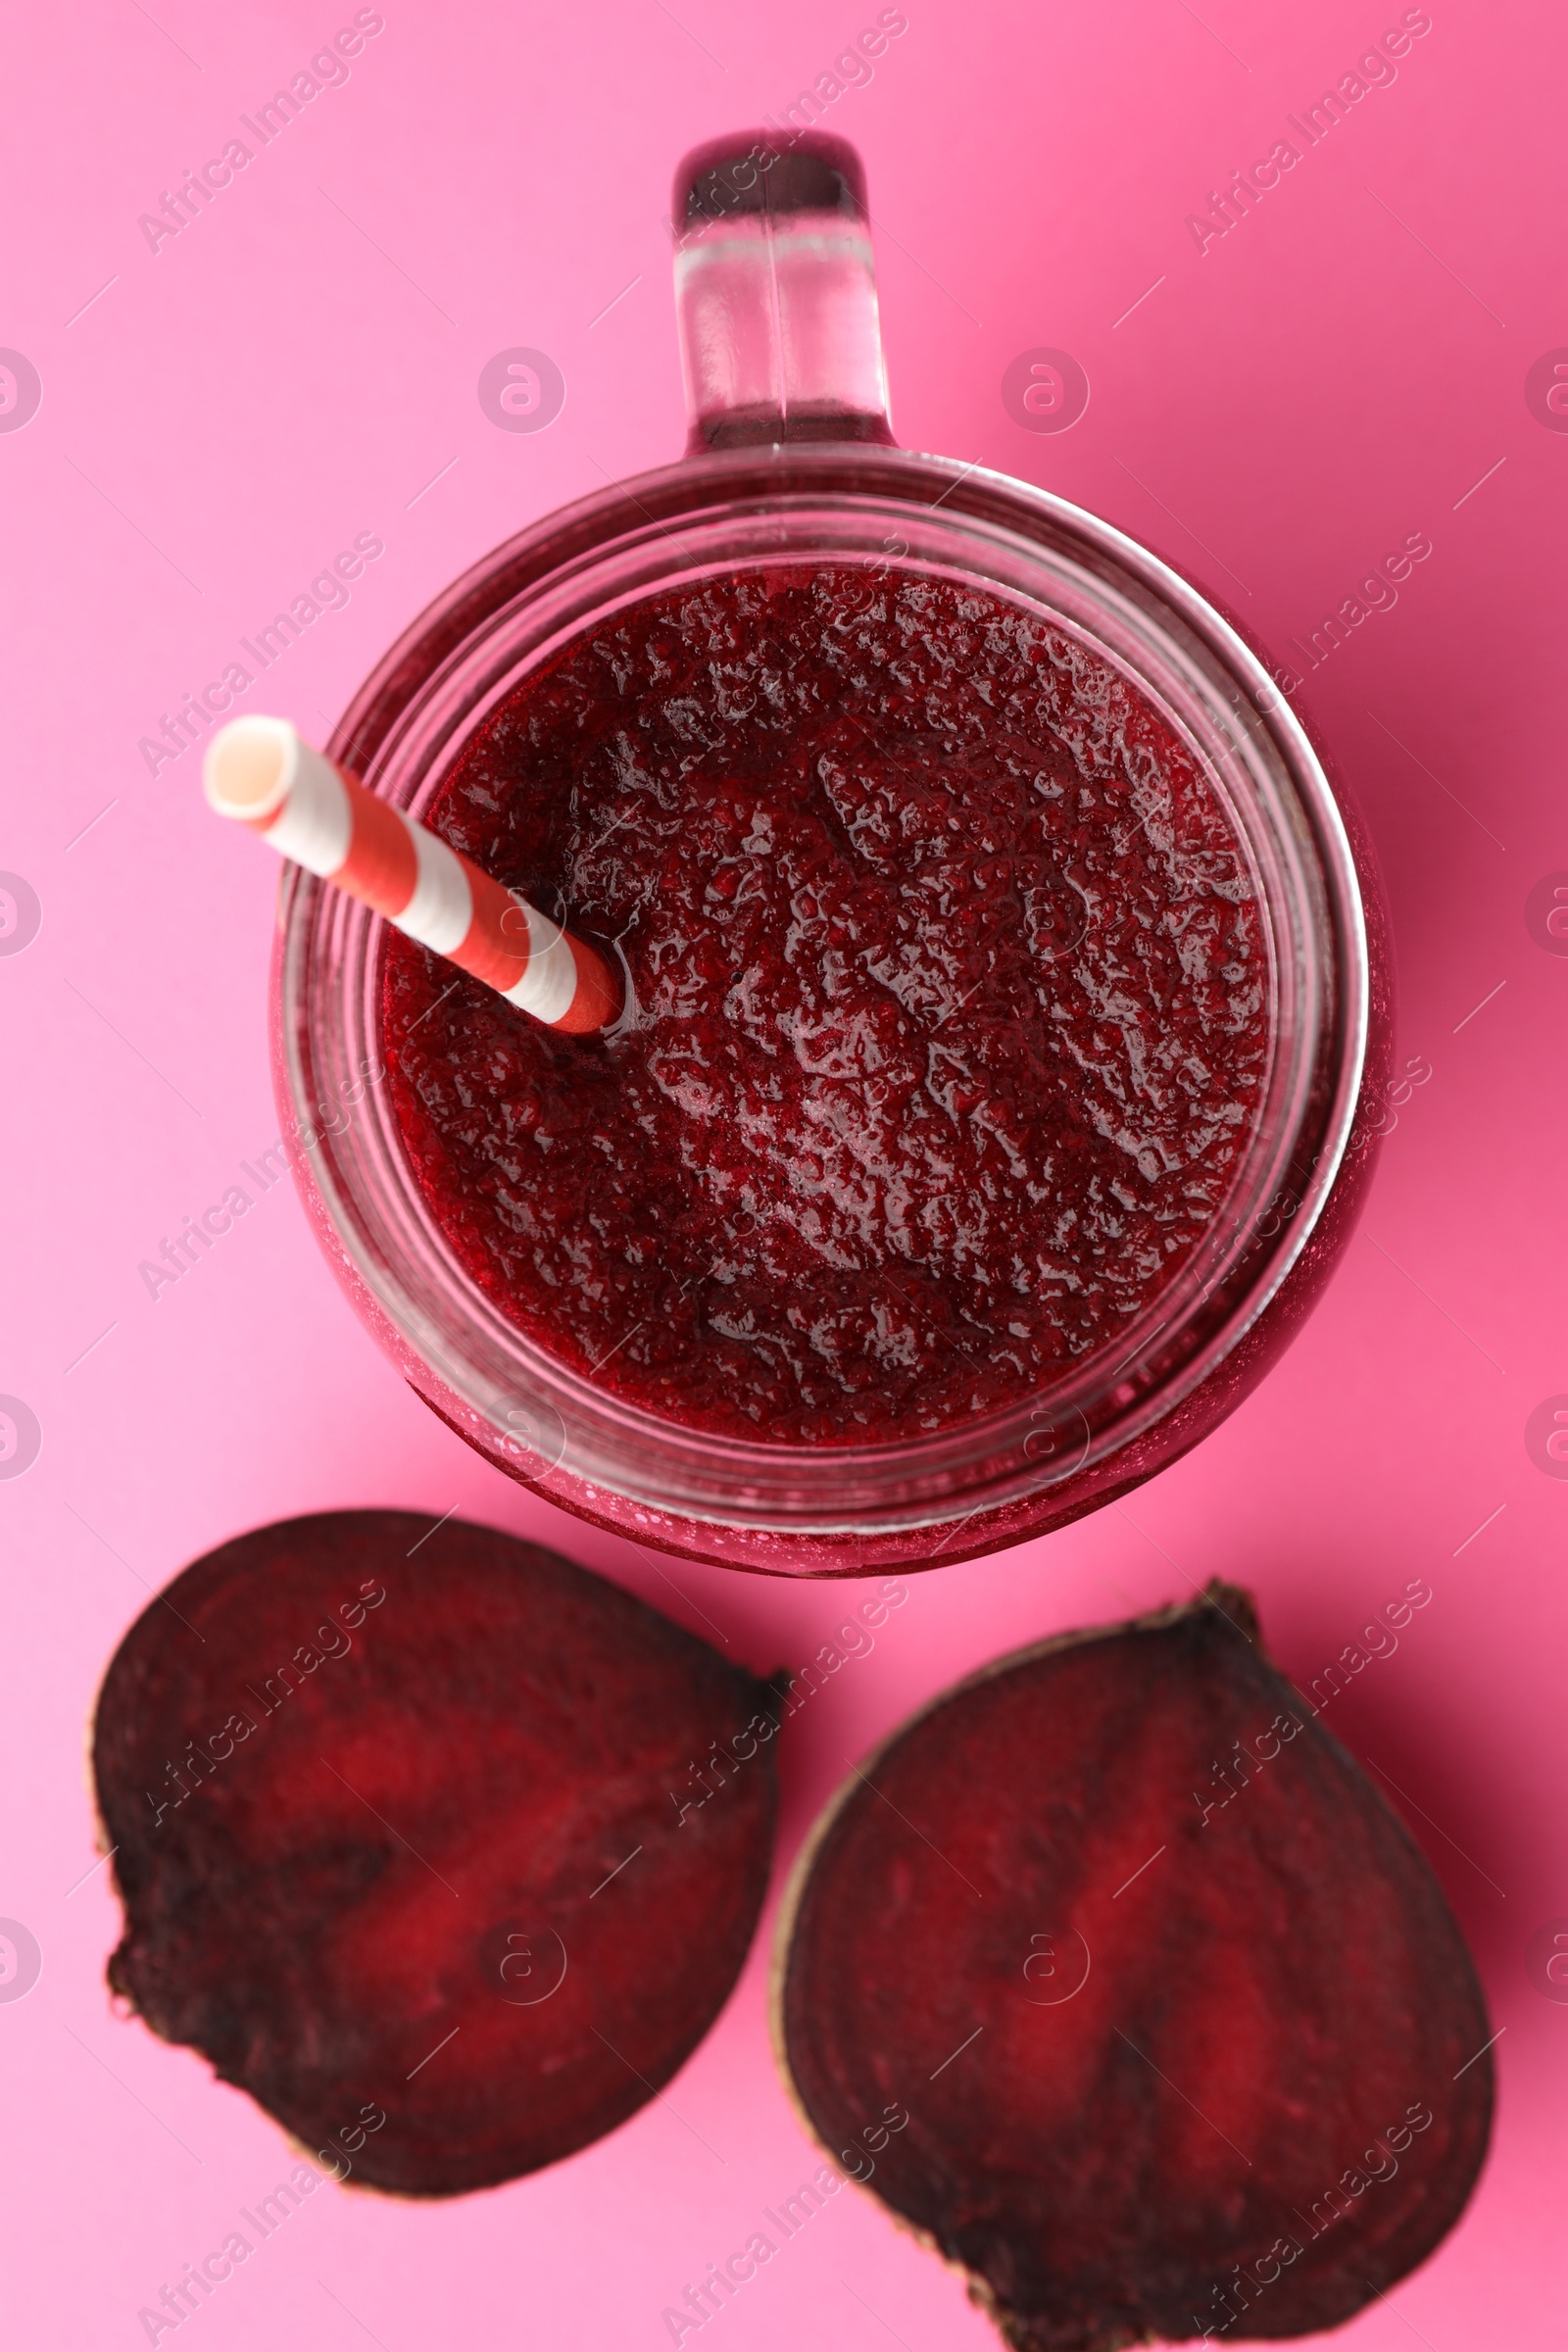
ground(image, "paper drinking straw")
xmin=202 ymin=715 xmax=622 ymax=1036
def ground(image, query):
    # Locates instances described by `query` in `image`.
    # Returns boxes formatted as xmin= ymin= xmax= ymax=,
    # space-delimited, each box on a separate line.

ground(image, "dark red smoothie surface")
xmin=382 ymin=567 xmax=1268 ymax=1446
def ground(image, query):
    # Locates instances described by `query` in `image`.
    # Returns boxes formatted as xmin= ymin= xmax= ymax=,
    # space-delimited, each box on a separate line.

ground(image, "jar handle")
xmin=671 ymin=132 xmax=896 ymax=454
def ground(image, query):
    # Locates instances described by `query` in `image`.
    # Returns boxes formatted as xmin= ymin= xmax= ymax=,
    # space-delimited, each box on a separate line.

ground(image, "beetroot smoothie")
xmin=381 ymin=565 xmax=1268 ymax=1447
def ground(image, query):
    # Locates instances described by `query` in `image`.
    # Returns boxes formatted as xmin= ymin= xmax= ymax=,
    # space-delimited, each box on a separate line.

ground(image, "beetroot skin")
xmin=773 ymin=1586 xmax=1494 ymax=2350
xmin=93 ymin=1512 xmax=779 ymax=2195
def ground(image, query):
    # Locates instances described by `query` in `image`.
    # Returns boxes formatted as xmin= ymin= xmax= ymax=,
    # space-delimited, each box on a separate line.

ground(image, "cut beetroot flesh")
xmin=774 ymin=1587 xmax=1493 ymax=2349
xmin=94 ymin=1512 xmax=778 ymax=2196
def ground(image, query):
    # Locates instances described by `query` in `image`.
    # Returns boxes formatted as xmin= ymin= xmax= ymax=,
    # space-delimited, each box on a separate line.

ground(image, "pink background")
xmin=3 ymin=0 xmax=1564 ymax=2342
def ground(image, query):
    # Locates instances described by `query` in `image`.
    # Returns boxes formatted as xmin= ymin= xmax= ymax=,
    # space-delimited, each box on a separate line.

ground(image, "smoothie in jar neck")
xmin=382 ymin=562 xmax=1267 ymax=1446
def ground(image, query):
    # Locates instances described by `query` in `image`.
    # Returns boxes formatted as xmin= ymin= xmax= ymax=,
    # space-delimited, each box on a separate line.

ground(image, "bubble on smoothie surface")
xmin=383 ymin=567 xmax=1267 ymax=1444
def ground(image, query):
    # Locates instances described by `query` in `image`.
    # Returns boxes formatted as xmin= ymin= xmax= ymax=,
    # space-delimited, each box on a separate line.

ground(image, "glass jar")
xmin=274 ymin=131 xmax=1389 ymax=1575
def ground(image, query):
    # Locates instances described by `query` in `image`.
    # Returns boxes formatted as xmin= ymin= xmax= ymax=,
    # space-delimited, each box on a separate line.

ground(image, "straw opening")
xmin=203 ymin=714 xmax=298 ymax=821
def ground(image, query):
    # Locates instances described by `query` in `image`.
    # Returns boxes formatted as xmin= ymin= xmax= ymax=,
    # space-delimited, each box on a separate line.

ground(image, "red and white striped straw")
xmin=202 ymin=715 xmax=622 ymax=1036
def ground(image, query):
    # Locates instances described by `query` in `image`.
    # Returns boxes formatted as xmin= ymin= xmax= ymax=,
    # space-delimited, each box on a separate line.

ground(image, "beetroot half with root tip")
xmin=773 ymin=1585 xmax=1494 ymax=2350
xmin=93 ymin=1510 xmax=778 ymax=2195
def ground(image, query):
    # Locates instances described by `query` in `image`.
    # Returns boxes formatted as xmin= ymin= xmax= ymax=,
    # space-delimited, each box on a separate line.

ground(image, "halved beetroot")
xmin=94 ymin=1511 xmax=778 ymax=2195
xmin=774 ymin=1586 xmax=1493 ymax=2349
